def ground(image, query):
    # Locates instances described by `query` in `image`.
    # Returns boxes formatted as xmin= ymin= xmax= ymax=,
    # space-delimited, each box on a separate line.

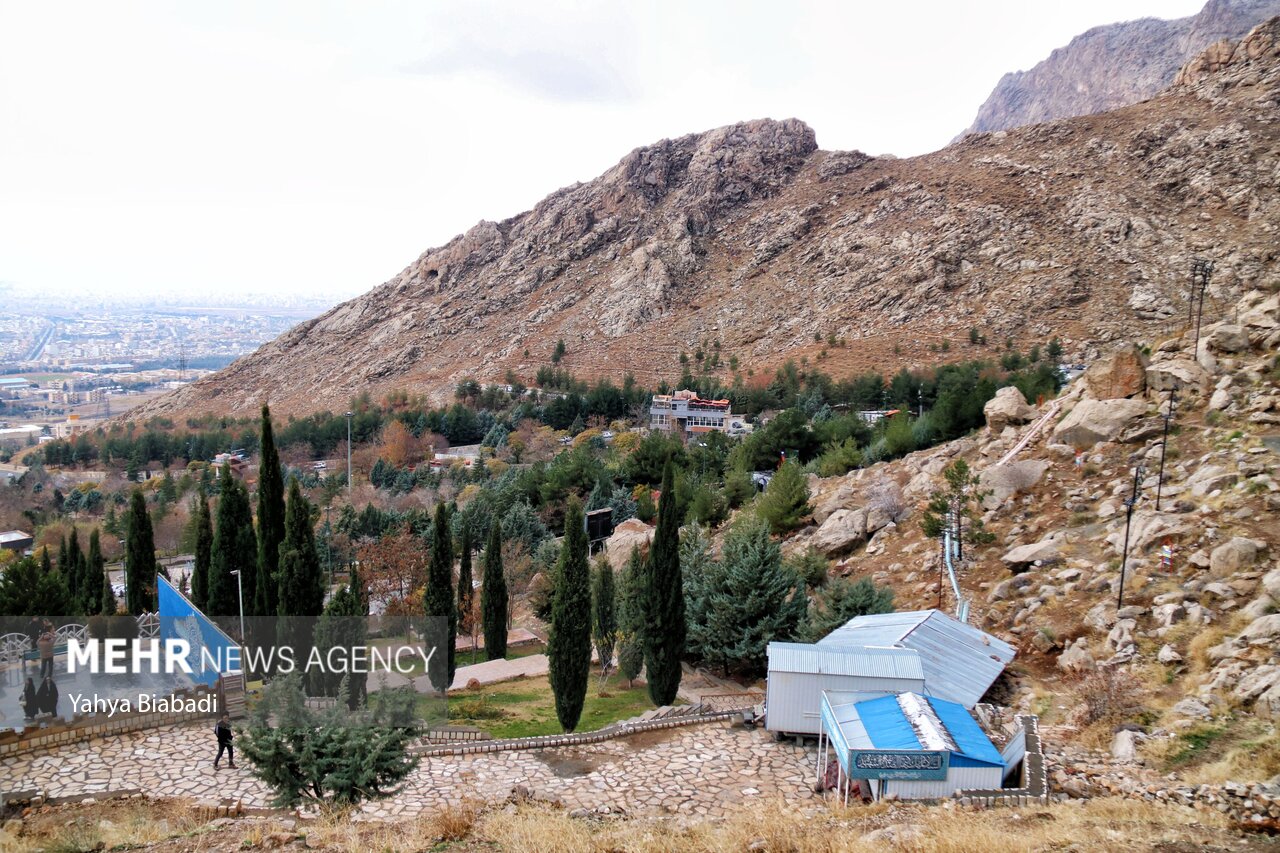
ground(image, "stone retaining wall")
xmin=410 ymin=710 xmax=742 ymax=756
xmin=0 ymin=685 xmax=220 ymax=758
xmin=956 ymin=714 xmax=1049 ymax=806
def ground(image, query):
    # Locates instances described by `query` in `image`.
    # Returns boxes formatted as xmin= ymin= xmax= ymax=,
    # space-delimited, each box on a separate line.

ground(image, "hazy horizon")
xmin=1 ymin=0 xmax=1205 ymax=303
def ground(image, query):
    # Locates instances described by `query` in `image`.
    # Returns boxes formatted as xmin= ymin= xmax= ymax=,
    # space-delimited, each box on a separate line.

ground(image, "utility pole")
xmin=345 ymin=411 xmax=354 ymax=495
xmin=1155 ymin=389 xmax=1177 ymax=511
xmin=1116 ymin=463 xmax=1146 ymax=616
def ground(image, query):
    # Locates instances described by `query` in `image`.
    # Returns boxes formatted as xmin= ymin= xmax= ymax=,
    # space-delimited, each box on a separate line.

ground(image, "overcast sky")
xmin=0 ymin=0 xmax=1205 ymax=303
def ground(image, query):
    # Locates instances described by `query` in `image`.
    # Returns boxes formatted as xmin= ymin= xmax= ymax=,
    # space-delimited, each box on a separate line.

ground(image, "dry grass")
xmin=0 ymin=799 xmax=209 ymax=853
xmin=475 ymin=797 xmax=1239 ymax=852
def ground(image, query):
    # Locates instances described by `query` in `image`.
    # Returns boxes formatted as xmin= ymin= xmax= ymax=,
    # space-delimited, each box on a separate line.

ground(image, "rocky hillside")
xmin=784 ymin=279 xmax=1280 ymax=818
xmin=135 ymin=19 xmax=1280 ymax=421
xmin=960 ymin=0 xmax=1280 ymax=137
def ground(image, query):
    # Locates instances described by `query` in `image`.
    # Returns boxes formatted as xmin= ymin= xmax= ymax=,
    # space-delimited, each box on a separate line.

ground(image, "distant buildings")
xmin=0 ymin=530 xmax=34 ymax=554
xmin=649 ymin=390 xmax=752 ymax=441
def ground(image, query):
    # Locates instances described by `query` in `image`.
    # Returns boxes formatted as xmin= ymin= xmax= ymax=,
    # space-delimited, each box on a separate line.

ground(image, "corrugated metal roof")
xmin=767 ymin=642 xmax=924 ymax=680
xmin=817 ymin=610 xmax=1016 ymax=708
xmin=823 ymin=691 xmax=1003 ymax=767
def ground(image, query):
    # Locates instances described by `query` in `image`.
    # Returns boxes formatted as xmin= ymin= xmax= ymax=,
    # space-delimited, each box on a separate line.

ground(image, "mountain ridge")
xmin=133 ymin=19 xmax=1280 ymax=421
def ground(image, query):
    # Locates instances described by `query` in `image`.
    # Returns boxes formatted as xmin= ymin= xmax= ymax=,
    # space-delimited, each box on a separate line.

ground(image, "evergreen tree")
xmin=66 ymin=527 xmax=84 ymax=609
xmin=920 ymin=459 xmax=994 ymax=563
xmin=616 ymin=546 xmax=646 ymax=687
xmin=591 ymin=555 xmax=617 ymax=675
xmin=0 ymin=556 xmax=72 ymax=617
xmin=314 ymin=580 xmax=368 ymax=709
xmin=124 ymin=489 xmax=158 ymax=613
xmin=255 ymin=404 xmax=287 ymax=617
xmin=57 ymin=536 xmax=68 ymax=584
xmin=1046 ymin=336 xmax=1064 ymax=363
xmin=686 ymin=517 xmax=806 ymax=675
xmin=481 ymin=522 xmax=508 ymax=661
xmin=277 ymin=479 xmax=326 ymax=682
xmin=755 ymin=460 xmax=810 ymax=534
xmin=803 ymin=576 xmax=895 ymax=642
xmin=40 ymin=544 xmax=52 ymax=576
xmin=101 ymin=567 xmax=118 ymax=615
xmin=643 ymin=459 xmax=685 ymax=705
xmin=456 ymin=528 xmax=475 ymax=657
xmin=84 ymin=528 xmax=106 ymax=615
xmin=191 ymin=493 xmax=213 ymax=609
xmin=547 ymin=498 xmax=591 ymax=731
xmin=208 ymin=468 xmax=258 ymax=623
xmin=423 ymin=504 xmax=456 ymax=694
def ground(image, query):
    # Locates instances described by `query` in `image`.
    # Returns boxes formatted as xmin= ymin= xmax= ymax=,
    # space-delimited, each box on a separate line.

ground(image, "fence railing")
xmin=0 ymin=613 xmax=159 ymax=663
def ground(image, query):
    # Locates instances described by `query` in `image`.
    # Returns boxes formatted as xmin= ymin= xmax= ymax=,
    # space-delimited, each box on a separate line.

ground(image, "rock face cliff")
xmin=960 ymin=0 xmax=1280 ymax=137
xmin=135 ymin=20 xmax=1280 ymax=420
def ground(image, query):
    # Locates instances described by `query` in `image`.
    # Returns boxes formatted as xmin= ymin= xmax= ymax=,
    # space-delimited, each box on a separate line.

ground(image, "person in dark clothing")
xmin=36 ymin=676 xmax=57 ymax=717
xmin=21 ymin=677 xmax=37 ymax=719
xmin=213 ymin=713 xmax=235 ymax=768
xmin=25 ymin=616 xmax=42 ymax=649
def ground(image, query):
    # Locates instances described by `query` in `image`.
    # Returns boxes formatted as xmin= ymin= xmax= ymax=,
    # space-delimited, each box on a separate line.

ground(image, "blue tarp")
xmin=157 ymin=576 xmax=240 ymax=687
xmin=848 ymin=692 xmax=1003 ymax=768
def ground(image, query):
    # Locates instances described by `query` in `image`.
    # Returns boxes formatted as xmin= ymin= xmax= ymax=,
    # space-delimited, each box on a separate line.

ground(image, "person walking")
xmin=37 ymin=625 xmax=55 ymax=679
xmin=213 ymin=713 xmax=236 ymax=769
xmin=24 ymin=616 xmax=41 ymax=650
xmin=21 ymin=676 xmax=37 ymax=719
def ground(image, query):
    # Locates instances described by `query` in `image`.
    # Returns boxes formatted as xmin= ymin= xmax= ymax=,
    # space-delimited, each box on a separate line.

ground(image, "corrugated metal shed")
xmin=765 ymin=643 xmax=925 ymax=736
xmin=817 ymin=609 xmax=1015 ymax=708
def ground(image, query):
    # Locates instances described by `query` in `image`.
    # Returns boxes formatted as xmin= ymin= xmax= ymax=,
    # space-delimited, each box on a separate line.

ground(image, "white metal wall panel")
xmin=766 ymin=671 xmax=925 ymax=735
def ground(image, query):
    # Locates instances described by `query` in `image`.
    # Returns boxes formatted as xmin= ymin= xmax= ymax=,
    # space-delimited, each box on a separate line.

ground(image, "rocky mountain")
xmin=960 ymin=0 xmax=1280 ymax=137
xmin=135 ymin=19 xmax=1280 ymax=421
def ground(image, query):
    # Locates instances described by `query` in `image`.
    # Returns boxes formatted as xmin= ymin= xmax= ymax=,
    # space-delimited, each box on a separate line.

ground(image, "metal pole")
xmin=1192 ymin=259 xmax=1213 ymax=357
xmin=1116 ymin=464 xmax=1145 ymax=615
xmin=1155 ymin=389 xmax=1176 ymax=511
xmin=345 ymin=411 xmax=353 ymax=494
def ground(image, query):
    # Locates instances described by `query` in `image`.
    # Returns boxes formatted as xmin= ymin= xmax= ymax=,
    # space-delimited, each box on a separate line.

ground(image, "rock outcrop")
xmin=960 ymin=0 xmax=1280 ymax=136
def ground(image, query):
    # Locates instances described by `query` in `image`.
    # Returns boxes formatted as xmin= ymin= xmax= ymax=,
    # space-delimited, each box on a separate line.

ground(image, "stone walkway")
xmin=0 ymin=720 xmax=816 ymax=820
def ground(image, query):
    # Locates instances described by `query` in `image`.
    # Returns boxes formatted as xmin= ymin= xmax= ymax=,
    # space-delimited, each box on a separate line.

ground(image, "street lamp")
xmin=229 ymin=569 xmax=245 ymax=642
xmin=345 ymin=411 xmax=354 ymax=494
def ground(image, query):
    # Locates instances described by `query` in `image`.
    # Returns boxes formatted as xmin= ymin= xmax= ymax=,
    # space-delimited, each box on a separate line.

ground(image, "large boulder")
xmin=984 ymin=386 xmax=1036 ymax=431
xmin=812 ymin=508 xmax=867 ymax=557
xmin=1057 ymin=638 xmax=1095 ymax=672
xmin=1186 ymin=464 xmax=1238 ymax=497
xmin=1002 ymin=536 xmax=1063 ymax=569
xmin=1081 ymin=345 xmax=1147 ymax=400
xmin=1052 ymin=398 xmax=1148 ymax=448
xmin=1237 ymin=614 xmax=1280 ymax=645
xmin=603 ymin=518 xmax=654 ymax=571
xmin=1104 ymin=511 xmax=1190 ymax=556
xmin=979 ymin=459 xmax=1049 ymax=509
xmin=1206 ymin=324 xmax=1249 ymax=354
xmin=812 ymin=482 xmax=857 ymax=525
xmin=1146 ymin=359 xmax=1210 ymax=393
xmin=1209 ymin=536 xmax=1265 ymax=574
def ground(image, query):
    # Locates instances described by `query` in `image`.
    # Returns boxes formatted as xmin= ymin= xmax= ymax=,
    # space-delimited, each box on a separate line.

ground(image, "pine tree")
xmin=191 ymin=493 xmax=213 ymax=609
xmin=548 ymin=498 xmax=591 ymax=731
xmin=255 ymin=404 xmax=286 ymax=617
xmin=84 ymin=528 xmax=106 ymax=616
xmin=616 ymin=546 xmax=646 ymax=687
xmin=314 ymin=581 xmax=368 ymax=709
xmin=423 ymin=504 xmax=456 ymax=694
xmin=481 ymin=522 xmax=508 ymax=661
xmin=0 ymin=556 xmax=72 ymax=617
xmin=756 ymin=460 xmax=811 ymax=534
xmin=643 ymin=459 xmax=685 ymax=706
xmin=591 ymin=555 xmax=617 ymax=675
xmin=100 ymin=567 xmax=118 ymax=615
xmin=40 ymin=545 xmax=51 ymax=576
xmin=125 ymin=490 xmax=158 ymax=614
xmin=803 ymin=576 xmax=895 ymax=642
xmin=686 ymin=517 xmax=807 ymax=674
xmin=920 ymin=459 xmax=994 ymax=562
xmin=208 ymin=467 xmax=258 ymax=623
xmin=57 ymin=536 xmax=68 ymax=583
xmin=456 ymin=528 xmax=475 ymax=660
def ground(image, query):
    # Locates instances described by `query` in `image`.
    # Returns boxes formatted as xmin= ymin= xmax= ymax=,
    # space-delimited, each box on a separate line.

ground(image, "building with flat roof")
xmin=0 ymin=530 xmax=34 ymax=553
xmin=650 ymin=390 xmax=748 ymax=441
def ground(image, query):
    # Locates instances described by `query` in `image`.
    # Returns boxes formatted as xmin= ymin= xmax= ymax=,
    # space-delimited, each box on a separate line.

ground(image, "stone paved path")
xmin=0 ymin=720 xmax=816 ymax=820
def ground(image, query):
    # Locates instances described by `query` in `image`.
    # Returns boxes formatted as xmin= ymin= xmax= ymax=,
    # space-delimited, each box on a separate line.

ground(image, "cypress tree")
xmin=255 ymin=404 xmax=286 ymax=617
xmin=456 ymin=528 xmax=475 ymax=656
xmin=313 ymin=579 xmax=368 ymax=709
xmin=58 ymin=536 xmax=68 ymax=582
xmin=40 ymin=545 xmax=51 ymax=576
xmin=100 ymin=566 xmax=118 ymax=615
xmin=208 ymin=468 xmax=258 ymax=624
xmin=591 ymin=555 xmax=617 ymax=675
xmin=125 ymin=489 xmax=157 ymax=614
xmin=191 ymin=492 xmax=213 ymax=609
xmin=481 ymin=522 xmax=508 ymax=661
xmin=643 ymin=459 xmax=685 ymax=705
xmin=277 ymin=479 xmax=326 ymax=683
xmin=84 ymin=528 xmax=106 ymax=615
xmin=423 ymin=504 xmax=456 ymax=694
xmin=547 ymin=498 xmax=591 ymax=731
xmin=66 ymin=527 xmax=84 ymax=609
xmin=616 ymin=546 xmax=645 ymax=687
